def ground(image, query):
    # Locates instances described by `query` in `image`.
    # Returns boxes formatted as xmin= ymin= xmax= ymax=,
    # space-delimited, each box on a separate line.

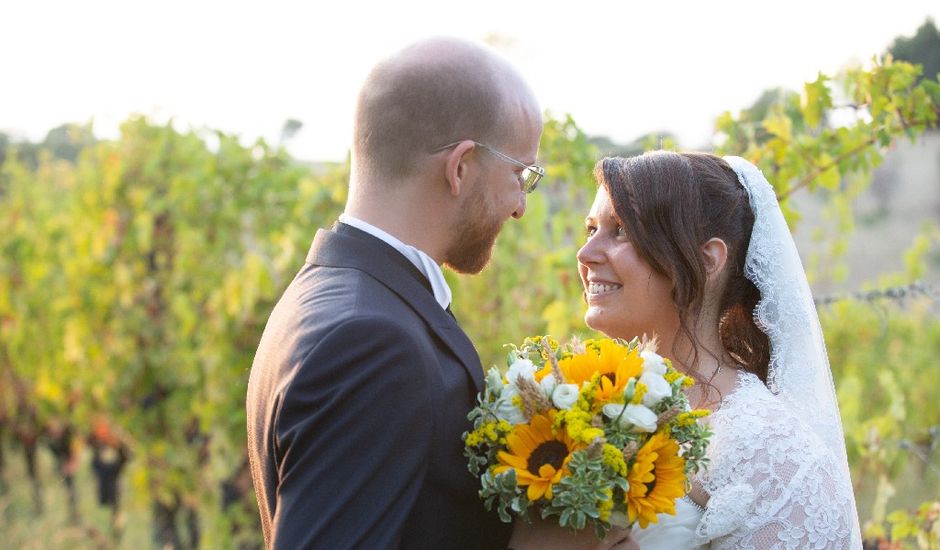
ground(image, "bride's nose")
xmin=577 ymin=235 xmax=601 ymax=266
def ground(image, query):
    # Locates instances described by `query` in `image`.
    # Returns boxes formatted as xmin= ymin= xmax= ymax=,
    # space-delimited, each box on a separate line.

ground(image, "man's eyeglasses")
xmin=432 ymin=140 xmax=544 ymax=193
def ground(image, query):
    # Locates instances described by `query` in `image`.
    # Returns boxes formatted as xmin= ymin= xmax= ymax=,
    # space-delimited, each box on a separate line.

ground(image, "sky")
xmin=2 ymin=0 xmax=938 ymax=162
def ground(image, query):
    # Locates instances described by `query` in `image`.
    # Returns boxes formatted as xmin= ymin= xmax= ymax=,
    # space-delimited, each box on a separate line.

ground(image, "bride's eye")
xmin=585 ymin=225 xmax=597 ymax=238
xmin=615 ymin=224 xmax=627 ymax=237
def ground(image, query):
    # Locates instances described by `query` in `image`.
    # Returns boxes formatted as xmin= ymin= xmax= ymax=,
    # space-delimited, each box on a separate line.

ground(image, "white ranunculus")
xmin=640 ymin=350 xmax=667 ymax=375
xmin=506 ymin=358 xmax=536 ymax=388
xmin=493 ymin=385 xmax=527 ymax=425
xmin=551 ymin=384 xmax=580 ymax=410
xmin=640 ymin=371 xmax=673 ymax=408
xmin=602 ymin=403 xmax=658 ymax=433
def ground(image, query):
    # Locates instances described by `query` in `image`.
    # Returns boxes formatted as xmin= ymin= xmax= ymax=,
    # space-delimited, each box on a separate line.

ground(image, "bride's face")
xmin=577 ymin=187 xmax=679 ymax=341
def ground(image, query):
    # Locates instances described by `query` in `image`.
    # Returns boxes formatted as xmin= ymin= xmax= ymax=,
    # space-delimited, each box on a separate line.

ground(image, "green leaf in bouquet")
xmin=558 ymin=507 xmax=574 ymax=528
xmin=670 ymin=419 xmax=713 ymax=475
xmin=510 ymin=493 xmax=531 ymax=516
xmin=571 ymin=510 xmax=587 ymax=530
xmin=485 ymin=366 xmax=504 ymax=397
xmin=467 ymin=402 xmax=482 ymax=425
xmin=542 ymin=450 xmax=617 ymax=537
xmin=479 ymin=469 xmax=523 ymax=524
xmin=621 ymin=336 xmax=641 ymax=350
xmin=612 ymin=476 xmax=629 ymax=491
xmin=603 ymin=418 xmax=643 ymax=450
xmin=464 ymin=444 xmax=489 ymax=477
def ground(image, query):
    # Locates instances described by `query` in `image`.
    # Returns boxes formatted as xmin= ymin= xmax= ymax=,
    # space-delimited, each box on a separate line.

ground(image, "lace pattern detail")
xmin=695 ymin=373 xmax=855 ymax=549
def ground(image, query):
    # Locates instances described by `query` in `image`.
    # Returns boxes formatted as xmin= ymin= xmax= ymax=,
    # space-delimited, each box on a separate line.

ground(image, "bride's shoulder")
xmin=711 ymin=370 xmax=802 ymax=431
xmin=693 ymin=374 xmax=857 ymax=546
xmin=705 ymin=370 xmax=832 ymax=470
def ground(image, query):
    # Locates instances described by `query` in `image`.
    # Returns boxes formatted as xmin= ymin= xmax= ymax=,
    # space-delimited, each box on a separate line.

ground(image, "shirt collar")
xmin=338 ymin=213 xmax=452 ymax=310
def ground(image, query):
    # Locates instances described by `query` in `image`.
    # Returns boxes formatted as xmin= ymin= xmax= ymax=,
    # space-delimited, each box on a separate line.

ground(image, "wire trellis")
xmin=814 ymin=281 xmax=938 ymax=307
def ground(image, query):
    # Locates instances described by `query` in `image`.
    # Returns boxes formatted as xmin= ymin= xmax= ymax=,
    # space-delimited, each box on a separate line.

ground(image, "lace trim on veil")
xmin=689 ymin=157 xmax=863 ymax=548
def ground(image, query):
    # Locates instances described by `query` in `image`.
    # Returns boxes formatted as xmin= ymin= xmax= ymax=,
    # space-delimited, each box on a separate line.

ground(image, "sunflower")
xmin=553 ymin=339 xmax=644 ymax=403
xmin=493 ymin=411 xmax=583 ymax=501
xmin=625 ymin=432 xmax=686 ymax=528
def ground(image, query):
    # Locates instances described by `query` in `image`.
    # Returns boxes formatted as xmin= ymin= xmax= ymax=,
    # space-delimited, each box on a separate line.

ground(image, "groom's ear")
xmin=702 ymin=237 xmax=729 ymax=280
xmin=443 ymin=140 xmax=477 ymax=197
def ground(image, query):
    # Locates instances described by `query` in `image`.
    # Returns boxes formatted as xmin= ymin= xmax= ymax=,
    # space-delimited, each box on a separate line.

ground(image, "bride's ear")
xmin=702 ymin=237 xmax=729 ymax=282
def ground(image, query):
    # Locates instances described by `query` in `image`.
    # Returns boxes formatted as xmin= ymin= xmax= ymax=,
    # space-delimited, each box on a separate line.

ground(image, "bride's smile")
xmin=586 ymin=280 xmax=623 ymax=296
xmin=577 ymin=186 xmax=677 ymax=344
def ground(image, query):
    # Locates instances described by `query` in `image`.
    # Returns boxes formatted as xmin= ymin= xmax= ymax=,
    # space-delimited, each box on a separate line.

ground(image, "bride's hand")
xmin=508 ymin=516 xmax=638 ymax=550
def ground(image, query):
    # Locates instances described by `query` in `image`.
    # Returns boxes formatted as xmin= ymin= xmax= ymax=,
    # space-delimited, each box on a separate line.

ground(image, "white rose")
xmin=506 ymin=358 xmax=536 ymax=388
xmin=494 ymin=385 xmax=527 ymax=425
xmin=540 ymin=374 xmax=557 ymax=396
xmin=640 ymin=371 xmax=672 ymax=408
xmin=602 ymin=403 xmax=658 ymax=433
xmin=551 ymin=384 xmax=580 ymax=410
xmin=640 ymin=350 xmax=667 ymax=375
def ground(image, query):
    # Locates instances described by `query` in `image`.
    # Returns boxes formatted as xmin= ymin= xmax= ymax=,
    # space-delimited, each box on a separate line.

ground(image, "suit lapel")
xmin=306 ymin=226 xmax=484 ymax=392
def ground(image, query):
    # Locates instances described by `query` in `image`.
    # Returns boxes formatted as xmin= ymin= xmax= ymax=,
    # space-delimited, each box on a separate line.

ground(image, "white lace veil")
xmin=722 ymin=156 xmax=862 ymax=546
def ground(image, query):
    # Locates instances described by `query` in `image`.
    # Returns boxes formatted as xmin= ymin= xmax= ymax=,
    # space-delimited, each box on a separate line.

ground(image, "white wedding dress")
xmin=623 ymin=155 xmax=862 ymax=547
xmin=632 ymin=496 xmax=704 ymax=549
xmin=632 ymin=370 xmax=857 ymax=549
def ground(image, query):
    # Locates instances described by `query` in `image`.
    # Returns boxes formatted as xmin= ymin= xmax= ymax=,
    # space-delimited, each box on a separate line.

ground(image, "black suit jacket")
xmin=246 ymin=223 xmax=512 ymax=549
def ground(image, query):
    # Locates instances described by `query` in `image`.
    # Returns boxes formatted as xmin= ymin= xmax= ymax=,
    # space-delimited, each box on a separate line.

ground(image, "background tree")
xmin=40 ymin=123 xmax=96 ymax=164
xmin=278 ymin=118 xmax=303 ymax=147
xmin=889 ymin=17 xmax=940 ymax=87
xmin=588 ymin=131 xmax=679 ymax=157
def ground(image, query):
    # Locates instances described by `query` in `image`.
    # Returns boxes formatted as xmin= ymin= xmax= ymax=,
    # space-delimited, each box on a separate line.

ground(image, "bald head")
xmin=352 ymin=37 xmax=539 ymax=182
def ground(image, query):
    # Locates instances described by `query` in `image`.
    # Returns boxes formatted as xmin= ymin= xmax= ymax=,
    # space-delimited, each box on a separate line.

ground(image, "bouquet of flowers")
xmin=463 ymin=335 xmax=711 ymax=537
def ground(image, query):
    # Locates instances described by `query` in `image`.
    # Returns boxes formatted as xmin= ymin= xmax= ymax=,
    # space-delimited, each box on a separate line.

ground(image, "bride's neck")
xmin=664 ymin=326 xmax=737 ymax=410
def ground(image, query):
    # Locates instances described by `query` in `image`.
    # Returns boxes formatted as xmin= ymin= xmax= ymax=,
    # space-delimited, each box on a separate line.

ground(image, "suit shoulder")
xmin=247 ymin=265 xmax=431 ymax=414
xmin=292 ymin=263 xmax=421 ymax=320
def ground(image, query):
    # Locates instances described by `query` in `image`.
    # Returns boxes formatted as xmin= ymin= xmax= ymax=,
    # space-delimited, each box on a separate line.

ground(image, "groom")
xmin=246 ymin=37 xmax=543 ymax=549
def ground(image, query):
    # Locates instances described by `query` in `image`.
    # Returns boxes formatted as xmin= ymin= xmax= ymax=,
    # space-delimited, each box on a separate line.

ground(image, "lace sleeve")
xmin=696 ymin=378 xmax=856 ymax=549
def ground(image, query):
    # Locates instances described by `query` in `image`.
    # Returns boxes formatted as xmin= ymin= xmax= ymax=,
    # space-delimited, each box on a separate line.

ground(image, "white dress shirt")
xmin=338 ymin=214 xmax=453 ymax=311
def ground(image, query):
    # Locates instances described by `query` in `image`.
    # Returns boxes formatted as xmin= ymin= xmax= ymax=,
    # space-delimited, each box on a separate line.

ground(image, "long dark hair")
xmin=595 ymin=151 xmax=769 ymax=382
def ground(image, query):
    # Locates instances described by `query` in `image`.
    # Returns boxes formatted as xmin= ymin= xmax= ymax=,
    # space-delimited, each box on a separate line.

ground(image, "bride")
xmin=563 ymin=152 xmax=859 ymax=548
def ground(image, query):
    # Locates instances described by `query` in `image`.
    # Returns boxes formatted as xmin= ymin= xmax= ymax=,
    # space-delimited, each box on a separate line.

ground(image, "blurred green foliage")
xmin=1 ymin=55 xmax=939 ymax=548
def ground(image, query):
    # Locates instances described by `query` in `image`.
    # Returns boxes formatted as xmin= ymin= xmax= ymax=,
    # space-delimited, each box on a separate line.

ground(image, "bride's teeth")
xmin=589 ymin=283 xmax=622 ymax=294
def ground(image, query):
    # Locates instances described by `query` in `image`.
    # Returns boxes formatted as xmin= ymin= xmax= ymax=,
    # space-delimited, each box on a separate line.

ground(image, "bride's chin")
xmin=584 ymin=312 xmax=635 ymax=341
xmin=583 ymin=310 xmax=610 ymax=334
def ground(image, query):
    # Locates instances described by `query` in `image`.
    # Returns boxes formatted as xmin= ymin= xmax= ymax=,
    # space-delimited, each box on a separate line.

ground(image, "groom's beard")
xmin=444 ymin=183 xmax=504 ymax=275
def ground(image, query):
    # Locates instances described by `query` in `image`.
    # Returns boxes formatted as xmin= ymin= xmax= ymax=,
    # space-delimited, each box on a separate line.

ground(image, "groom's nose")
xmin=511 ymin=191 xmax=526 ymax=219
